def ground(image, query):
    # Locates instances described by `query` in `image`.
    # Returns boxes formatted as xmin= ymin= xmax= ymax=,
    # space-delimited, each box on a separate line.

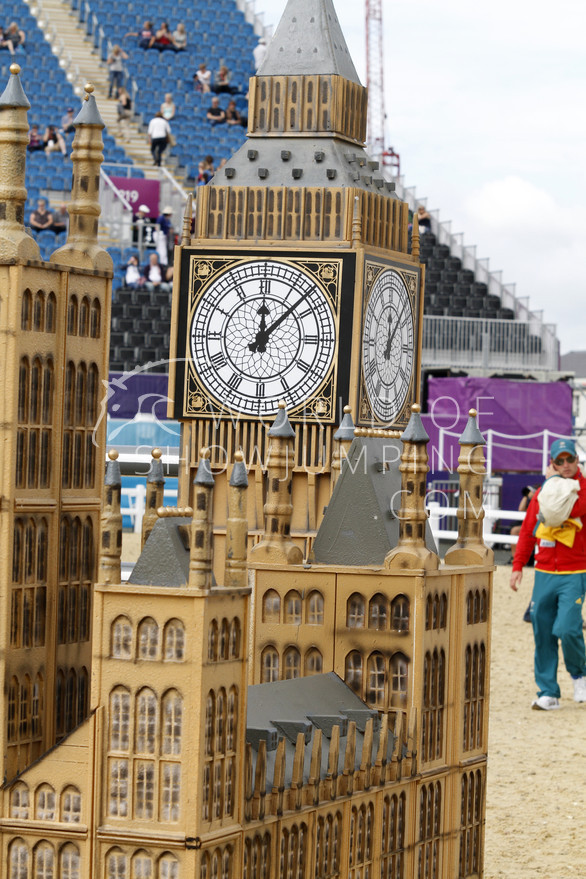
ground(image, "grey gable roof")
xmin=311 ymin=435 xmax=437 ymax=565
xmin=127 ymin=516 xmax=219 ymax=588
xmin=259 ymin=0 xmax=360 ymax=83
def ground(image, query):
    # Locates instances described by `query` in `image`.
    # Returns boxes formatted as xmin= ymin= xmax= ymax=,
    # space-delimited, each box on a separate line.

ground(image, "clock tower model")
xmin=169 ymin=0 xmax=424 ymax=565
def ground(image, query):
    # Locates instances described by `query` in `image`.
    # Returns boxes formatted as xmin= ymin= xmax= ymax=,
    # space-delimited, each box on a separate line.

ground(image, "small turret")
xmin=385 ymin=404 xmax=439 ymax=571
xmin=250 ymin=402 xmax=303 ymax=565
xmin=224 ymin=451 xmax=249 ymax=589
xmin=444 ymin=409 xmax=494 ymax=566
xmin=98 ymin=449 xmax=122 ymax=584
xmin=331 ymin=404 xmax=355 ymax=490
xmin=141 ymin=448 xmax=165 ymax=548
xmin=51 ymin=83 xmax=112 ymax=271
xmin=189 ymin=447 xmax=215 ymax=590
xmin=0 ymin=64 xmax=40 ymax=260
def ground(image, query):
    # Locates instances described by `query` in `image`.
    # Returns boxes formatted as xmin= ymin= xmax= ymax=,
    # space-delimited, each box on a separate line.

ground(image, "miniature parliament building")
xmin=0 ymin=2 xmax=494 ymax=878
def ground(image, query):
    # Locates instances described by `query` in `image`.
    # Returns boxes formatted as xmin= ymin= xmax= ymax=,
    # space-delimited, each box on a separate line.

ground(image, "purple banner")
xmin=424 ymin=376 xmax=573 ymax=473
xmin=110 ymin=177 xmax=161 ymax=218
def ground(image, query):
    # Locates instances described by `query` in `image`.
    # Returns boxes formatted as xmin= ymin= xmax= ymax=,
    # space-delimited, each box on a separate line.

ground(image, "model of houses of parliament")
xmin=0 ymin=3 xmax=494 ymax=877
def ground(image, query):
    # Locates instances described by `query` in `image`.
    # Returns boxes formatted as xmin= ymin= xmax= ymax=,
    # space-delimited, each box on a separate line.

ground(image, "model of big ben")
xmin=169 ymin=0 xmax=424 ymax=562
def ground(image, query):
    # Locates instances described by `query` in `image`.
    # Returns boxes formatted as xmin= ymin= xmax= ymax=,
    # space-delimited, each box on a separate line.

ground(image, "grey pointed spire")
xmin=401 ymin=405 xmax=430 ymax=444
xmin=459 ymin=409 xmax=486 ymax=446
xmin=74 ymin=91 xmax=105 ymax=128
xmin=230 ymin=456 xmax=249 ymax=488
xmin=269 ymin=403 xmax=296 ymax=438
xmin=147 ymin=449 xmax=165 ymax=483
xmin=105 ymin=450 xmax=121 ymax=486
xmin=0 ymin=63 xmax=30 ymax=109
xmin=194 ymin=452 xmax=215 ymax=486
xmin=260 ymin=0 xmax=360 ymax=83
xmin=334 ymin=406 xmax=355 ymax=441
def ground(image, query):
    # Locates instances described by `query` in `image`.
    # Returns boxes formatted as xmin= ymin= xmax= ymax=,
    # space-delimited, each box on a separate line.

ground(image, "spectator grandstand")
xmin=8 ymin=0 xmax=560 ymax=380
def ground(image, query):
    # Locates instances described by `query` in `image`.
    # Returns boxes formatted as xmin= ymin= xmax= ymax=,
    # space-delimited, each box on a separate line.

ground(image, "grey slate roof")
xmin=0 ymin=67 xmax=30 ymax=109
xmin=259 ymin=0 xmax=360 ymax=83
xmin=458 ymin=411 xmax=486 ymax=447
xmin=194 ymin=455 xmax=215 ymax=486
xmin=74 ymin=93 xmax=104 ymax=128
xmin=269 ymin=406 xmax=296 ymax=438
xmin=229 ymin=458 xmax=249 ymax=487
xmin=128 ymin=517 xmax=217 ymax=589
xmin=146 ymin=456 xmax=165 ymax=484
xmin=246 ymin=673 xmax=393 ymax=789
xmin=333 ymin=408 xmax=355 ymax=442
xmin=311 ymin=435 xmax=437 ymax=565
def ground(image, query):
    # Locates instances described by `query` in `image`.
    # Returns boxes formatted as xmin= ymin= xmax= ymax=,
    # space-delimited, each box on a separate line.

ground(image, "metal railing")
xmin=422 ymin=315 xmax=558 ymax=372
xmin=99 ymin=168 xmax=133 ymax=243
xmin=427 ymin=502 xmax=523 ymax=547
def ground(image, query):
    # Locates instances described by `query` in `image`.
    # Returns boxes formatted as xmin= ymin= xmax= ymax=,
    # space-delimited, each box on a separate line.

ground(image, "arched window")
xmin=8 ymin=676 xmax=19 ymax=742
xmin=215 ymin=688 xmax=226 ymax=753
xmin=164 ymin=619 xmax=185 ymax=661
xmin=366 ymin=653 xmax=386 ymax=707
xmin=229 ymin=618 xmax=240 ymax=659
xmin=284 ymin=590 xmax=302 ymax=624
xmin=135 ymin=688 xmax=157 ymax=754
xmin=137 ymin=617 xmax=159 ymax=660
xmin=11 ymin=783 xmax=29 ymax=819
xmin=111 ymin=616 xmax=133 ymax=658
xmin=46 ymin=293 xmax=56 ymax=333
xmin=131 ymin=852 xmax=153 ymax=879
xmin=369 ymin=594 xmax=388 ymax=630
xmin=226 ymin=687 xmax=238 ymax=751
xmin=21 ymin=288 xmax=32 ymax=330
xmin=79 ymin=297 xmax=90 ymax=336
xmin=219 ymin=619 xmax=229 ymax=660
xmin=390 ymin=653 xmax=409 ymax=708
xmin=67 ymin=295 xmax=78 ymax=336
xmin=158 ymin=853 xmax=179 ymax=879
xmin=90 ymin=298 xmax=101 ymax=338
xmin=9 ymin=839 xmax=28 ymax=879
xmin=36 ymin=784 xmax=56 ymax=820
xmin=162 ymin=690 xmax=183 ymax=755
xmin=56 ymin=670 xmax=65 ymax=737
xmin=34 ymin=841 xmax=55 ymax=879
xmin=208 ymin=620 xmax=218 ymax=662
xmin=109 ymin=687 xmax=131 ymax=751
xmin=135 ymin=760 xmax=155 ymax=820
xmin=65 ymin=668 xmax=76 ymax=732
xmin=61 ymin=786 xmax=81 ymax=823
xmin=262 ymin=589 xmax=280 ymax=623
xmin=33 ymin=291 xmax=44 ymax=332
xmin=32 ymin=674 xmax=43 ymax=739
xmin=306 ymin=591 xmax=324 ymax=625
xmin=345 ymin=651 xmax=363 ymax=694
xmin=60 ymin=844 xmax=80 ymax=879
xmin=77 ymin=668 xmax=88 ymax=726
xmin=18 ymin=356 xmax=29 ymax=426
xmin=305 ymin=648 xmax=323 ymax=675
xmin=106 ymin=848 xmax=128 ymax=879
xmin=261 ymin=646 xmax=279 ymax=682
xmin=346 ymin=593 xmax=365 ymax=627
xmin=161 ymin=764 xmax=181 ymax=822
xmin=284 ymin=646 xmax=301 ymax=679
xmin=391 ymin=595 xmax=410 ymax=632
xmin=205 ymin=692 xmax=215 ymax=755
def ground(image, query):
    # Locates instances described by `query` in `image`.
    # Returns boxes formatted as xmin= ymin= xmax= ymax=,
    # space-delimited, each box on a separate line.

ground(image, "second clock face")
xmin=190 ymin=259 xmax=337 ymax=417
xmin=362 ymin=268 xmax=415 ymax=423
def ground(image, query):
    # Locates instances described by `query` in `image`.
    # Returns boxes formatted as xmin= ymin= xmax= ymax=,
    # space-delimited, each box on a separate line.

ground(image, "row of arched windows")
xmin=203 ymin=688 xmax=238 ymax=822
xmin=345 ymin=651 xmax=409 ymax=709
xmin=56 ymin=667 xmax=89 ymax=739
xmin=463 ymin=643 xmax=486 ymax=752
xmin=421 ymin=649 xmax=446 ymax=763
xmin=108 ymin=687 xmax=182 ymax=822
xmin=106 ymin=848 xmax=179 ymax=879
xmin=279 ymin=824 xmax=307 ymax=879
xmin=243 ymin=834 xmax=271 ymax=879
xmin=62 ymin=361 xmax=100 ymax=490
xmin=425 ymin=592 xmax=448 ymax=631
xmin=21 ymin=288 xmax=57 ymax=334
xmin=11 ymin=518 xmax=48 ymax=649
xmin=381 ymin=793 xmax=406 ymax=877
xmin=466 ymin=589 xmax=489 ymax=626
xmin=17 ymin=357 xmax=53 ymax=489
xmin=9 ymin=782 xmax=81 ymax=822
xmin=315 ymin=813 xmax=341 ymax=879
xmin=7 ymin=674 xmax=43 ymax=745
xmin=200 ymin=847 xmax=232 ymax=879
xmin=8 ymin=839 xmax=80 ymax=879
xmin=417 ymin=782 xmax=442 ymax=879
xmin=111 ymin=616 xmax=185 ymax=662
xmin=260 ymin=645 xmax=322 ymax=683
xmin=67 ymin=294 xmax=101 ymax=338
xmin=207 ymin=618 xmax=241 ymax=662
xmin=348 ymin=805 xmax=374 ymax=876
xmin=459 ymin=770 xmax=483 ymax=878
xmin=58 ymin=517 xmax=93 ymax=646
xmin=346 ymin=593 xmax=410 ymax=632
xmin=262 ymin=589 xmax=323 ymax=625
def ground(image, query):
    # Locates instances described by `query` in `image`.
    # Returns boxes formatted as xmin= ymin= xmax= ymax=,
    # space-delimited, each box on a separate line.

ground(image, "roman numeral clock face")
xmin=361 ymin=267 xmax=415 ymax=424
xmin=188 ymin=258 xmax=339 ymax=417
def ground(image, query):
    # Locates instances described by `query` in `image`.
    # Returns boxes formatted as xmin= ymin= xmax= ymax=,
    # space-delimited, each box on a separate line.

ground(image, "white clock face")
xmin=362 ymin=269 xmax=414 ymax=422
xmin=190 ymin=260 xmax=336 ymax=416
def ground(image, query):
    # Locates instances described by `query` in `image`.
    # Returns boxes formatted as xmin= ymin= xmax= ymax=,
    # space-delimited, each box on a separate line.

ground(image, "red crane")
xmin=365 ymin=0 xmax=400 ymax=175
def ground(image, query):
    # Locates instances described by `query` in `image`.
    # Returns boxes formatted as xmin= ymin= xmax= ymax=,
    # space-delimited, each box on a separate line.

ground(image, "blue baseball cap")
xmin=550 ymin=438 xmax=576 ymax=460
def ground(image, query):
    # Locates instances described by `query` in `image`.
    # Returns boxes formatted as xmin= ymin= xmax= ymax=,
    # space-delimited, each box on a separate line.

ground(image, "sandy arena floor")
xmin=484 ymin=566 xmax=586 ymax=878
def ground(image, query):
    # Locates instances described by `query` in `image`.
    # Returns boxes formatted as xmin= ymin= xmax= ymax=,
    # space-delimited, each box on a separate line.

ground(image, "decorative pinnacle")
xmin=152 ymin=447 xmax=162 ymax=459
xmin=411 ymin=403 xmax=421 ymax=413
xmin=344 ymin=405 xmax=351 ymax=414
xmin=10 ymin=63 xmax=20 ymax=75
xmin=84 ymin=83 xmax=94 ymax=100
xmin=108 ymin=449 xmax=119 ymax=461
xmin=469 ymin=408 xmax=477 ymax=417
xmin=200 ymin=447 xmax=210 ymax=459
xmin=235 ymin=450 xmax=244 ymax=462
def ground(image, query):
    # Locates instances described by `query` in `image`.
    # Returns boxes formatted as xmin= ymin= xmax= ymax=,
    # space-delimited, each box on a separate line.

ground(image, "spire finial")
xmin=99 ymin=449 xmax=122 ymax=584
xmin=181 ymin=193 xmax=192 ymax=245
xmin=189 ymin=448 xmax=215 ymax=590
xmin=141 ymin=449 xmax=166 ymax=548
xmin=411 ymin=211 xmax=420 ymax=261
xmin=225 ymin=453 xmax=249 ymax=589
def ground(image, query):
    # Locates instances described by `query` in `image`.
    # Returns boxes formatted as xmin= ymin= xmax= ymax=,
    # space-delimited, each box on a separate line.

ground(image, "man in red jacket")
xmin=510 ymin=438 xmax=586 ymax=710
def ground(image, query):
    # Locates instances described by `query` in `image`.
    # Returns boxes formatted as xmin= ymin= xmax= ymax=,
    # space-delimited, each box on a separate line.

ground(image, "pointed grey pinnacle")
xmin=105 ymin=456 xmax=121 ymax=487
xmin=230 ymin=458 xmax=249 ymax=488
xmin=194 ymin=455 xmax=215 ymax=486
xmin=269 ymin=406 xmax=296 ymax=438
xmin=74 ymin=93 xmax=105 ymax=128
xmin=401 ymin=409 xmax=430 ymax=445
xmin=334 ymin=408 xmax=355 ymax=441
xmin=0 ymin=67 xmax=30 ymax=109
xmin=147 ymin=456 xmax=165 ymax=484
xmin=459 ymin=411 xmax=486 ymax=447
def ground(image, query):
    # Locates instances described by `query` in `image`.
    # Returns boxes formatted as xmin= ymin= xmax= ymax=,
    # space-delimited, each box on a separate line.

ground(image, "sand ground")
xmin=484 ymin=566 xmax=586 ymax=878
xmin=121 ymin=534 xmax=585 ymax=875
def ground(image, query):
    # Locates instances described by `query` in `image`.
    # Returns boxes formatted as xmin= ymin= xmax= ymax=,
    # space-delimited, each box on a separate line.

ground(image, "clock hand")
xmin=248 ymin=302 xmax=271 ymax=353
xmin=248 ymin=284 xmax=311 ymax=353
xmin=384 ymin=303 xmax=408 ymax=360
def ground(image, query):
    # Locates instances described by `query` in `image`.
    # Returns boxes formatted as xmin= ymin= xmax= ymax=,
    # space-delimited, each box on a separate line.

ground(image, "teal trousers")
xmin=531 ymin=570 xmax=586 ymax=698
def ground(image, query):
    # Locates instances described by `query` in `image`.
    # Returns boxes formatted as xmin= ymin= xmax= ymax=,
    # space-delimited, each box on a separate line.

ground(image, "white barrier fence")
xmin=428 ymin=502 xmax=525 ymax=547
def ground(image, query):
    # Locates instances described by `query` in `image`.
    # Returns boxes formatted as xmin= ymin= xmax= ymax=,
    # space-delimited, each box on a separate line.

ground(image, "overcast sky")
xmin=260 ymin=0 xmax=586 ymax=356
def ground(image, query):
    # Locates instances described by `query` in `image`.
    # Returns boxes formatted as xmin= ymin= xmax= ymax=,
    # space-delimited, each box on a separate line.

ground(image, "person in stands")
xmin=6 ymin=22 xmax=25 ymax=53
xmin=107 ymin=45 xmax=128 ymax=98
xmin=150 ymin=22 xmax=174 ymax=51
xmin=194 ymin=62 xmax=212 ymax=93
xmin=212 ymin=65 xmax=237 ymax=95
xmin=51 ymin=203 xmax=69 ymax=235
xmin=416 ymin=205 xmax=432 ymax=232
xmin=172 ymin=22 xmax=187 ymax=51
xmin=206 ymin=96 xmax=225 ymax=126
xmin=60 ymin=106 xmax=76 ymax=136
xmin=117 ymin=87 xmax=132 ymax=140
xmin=147 ymin=111 xmax=171 ymax=166
xmin=0 ymin=25 xmax=16 ymax=56
xmin=124 ymin=20 xmax=153 ymax=49
xmin=142 ymin=252 xmax=172 ymax=292
xmin=160 ymin=93 xmax=176 ymax=121
xmin=30 ymin=198 xmax=53 ymax=232
xmin=27 ymin=124 xmax=45 ymax=152
xmin=510 ymin=438 xmax=586 ymax=710
xmin=43 ymin=124 xmax=67 ymax=156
